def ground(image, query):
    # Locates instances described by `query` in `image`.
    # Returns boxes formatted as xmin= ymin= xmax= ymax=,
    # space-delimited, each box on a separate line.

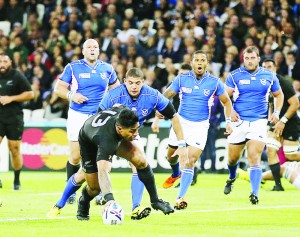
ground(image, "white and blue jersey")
xmin=226 ymin=66 xmax=281 ymax=121
xmin=170 ymin=71 xmax=225 ymax=122
xmin=60 ymin=59 xmax=117 ymax=114
xmin=99 ymin=84 xmax=170 ymax=126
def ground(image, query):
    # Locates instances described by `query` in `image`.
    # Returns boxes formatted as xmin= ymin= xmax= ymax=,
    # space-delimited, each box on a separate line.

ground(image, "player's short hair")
xmin=125 ymin=67 xmax=144 ymax=79
xmin=116 ymin=108 xmax=139 ymax=128
xmin=243 ymin=46 xmax=260 ymax=56
xmin=262 ymin=58 xmax=276 ymax=66
xmin=180 ymin=63 xmax=192 ymax=71
xmin=192 ymin=50 xmax=208 ymax=60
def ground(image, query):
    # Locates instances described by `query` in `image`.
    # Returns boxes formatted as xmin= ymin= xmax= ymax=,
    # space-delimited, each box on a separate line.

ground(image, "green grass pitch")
xmin=0 ymin=171 xmax=300 ymax=237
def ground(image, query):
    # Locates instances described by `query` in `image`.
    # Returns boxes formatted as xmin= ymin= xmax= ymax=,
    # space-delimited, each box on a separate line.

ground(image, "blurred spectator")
xmin=220 ymin=52 xmax=239 ymax=78
xmin=6 ymin=0 xmax=24 ymax=26
xmin=116 ymin=19 xmax=138 ymax=46
xmin=84 ymin=5 xmax=101 ymax=34
xmin=100 ymin=4 xmax=122 ymax=30
xmin=274 ymin=50 xmax=288 ymax=75
xmin=100 ymin=28 xmax=114 ymax=57
xmin=32 ymin=65 xmax=53 ymax=96
xmin=286 ymin=51 xmax=300 ymax=81
xmin=0 ymin=0 xmax=6 ymax=21
xmin=9 ymin=35 xmax=29 ymax=63
xmin=60 ymin=12 xmax=83 ymax=36
xmin=23 ymin=78 xmax=43 ymax=110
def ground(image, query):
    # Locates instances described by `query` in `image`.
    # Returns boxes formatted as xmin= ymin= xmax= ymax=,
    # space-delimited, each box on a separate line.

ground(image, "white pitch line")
xmin=1 ymin=205 xmax=300 ymax=223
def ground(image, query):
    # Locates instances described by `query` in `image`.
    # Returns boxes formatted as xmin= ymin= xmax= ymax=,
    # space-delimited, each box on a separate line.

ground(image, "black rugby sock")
xmin=270 ymin=163 xmax=282 ymax=186
xmin=14 ymin=169 xmax=21 ymax=185
xmin=137 ymin=164 xmax=159 ymax=203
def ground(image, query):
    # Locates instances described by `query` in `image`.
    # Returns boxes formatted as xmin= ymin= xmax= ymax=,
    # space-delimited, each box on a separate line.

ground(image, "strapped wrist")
xmin=178 ymin=140 xmax=186 ymax=147
xmin=280 ymin=116 xmax=288 ymax=124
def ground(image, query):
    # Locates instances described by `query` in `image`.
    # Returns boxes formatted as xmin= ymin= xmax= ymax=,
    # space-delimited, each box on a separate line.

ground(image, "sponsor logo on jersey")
xmin=79 ymin=73 xmax=91 ymax=79
xmin=239 ymin=79 xmax=250 ymax=85
xmin=203 ymin=89 xmax=210 ymax=96
xmin=182 ymin=87 xmax=192 ymax=93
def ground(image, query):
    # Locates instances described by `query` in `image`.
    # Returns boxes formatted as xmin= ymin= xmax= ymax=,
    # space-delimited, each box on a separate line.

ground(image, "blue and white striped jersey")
xmin=60 ymin=59 xmax=118 ymax=114
xmin=226 ymin=66 xmax=281 ymax=121
xmin=99 ymin=84 xmax=169 ymax=126
xmin=169 ymin=71 xmax=225 ymax=122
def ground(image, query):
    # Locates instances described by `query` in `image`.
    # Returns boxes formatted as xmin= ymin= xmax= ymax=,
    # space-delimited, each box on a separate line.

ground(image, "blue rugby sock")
xmin=170 ymin=161 xmax=181 ymax=178
xmin=227 ymin=163 xmax=239 ymax=179
xmin=249 ymin=166 xmax=262 ymax=195
xmin=177 ymin=168 xmax=194 ymax=199
xmin=131 ymin=173 xmax=144 ymax=210
xmin=56 ymin=174 xmax=82 ymax=208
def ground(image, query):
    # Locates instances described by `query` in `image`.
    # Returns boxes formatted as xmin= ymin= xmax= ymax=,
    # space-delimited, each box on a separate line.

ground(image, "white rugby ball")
xmin=102 ymin=202 xmax=124 ymax=225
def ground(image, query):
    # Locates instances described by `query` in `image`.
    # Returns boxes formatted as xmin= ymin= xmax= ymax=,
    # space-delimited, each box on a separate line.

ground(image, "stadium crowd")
xmin=0 ymin=0 xmax=300 ymax=121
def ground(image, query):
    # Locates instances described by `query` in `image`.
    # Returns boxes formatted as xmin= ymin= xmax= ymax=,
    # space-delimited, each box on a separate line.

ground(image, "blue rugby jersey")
xmin=226 ymin=66 xmax=281 ymax=121
xmin=60 ymin=59 xmax=118 ymax=114
xmin=170 ymin=71 xmax=225 ymax=122
xmin=99 ymin=84 xmax=169 ymax=126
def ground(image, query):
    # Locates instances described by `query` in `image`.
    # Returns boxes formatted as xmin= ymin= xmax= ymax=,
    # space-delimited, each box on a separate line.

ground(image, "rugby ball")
xmin=102 ymin=202 xmax=124 ymax=225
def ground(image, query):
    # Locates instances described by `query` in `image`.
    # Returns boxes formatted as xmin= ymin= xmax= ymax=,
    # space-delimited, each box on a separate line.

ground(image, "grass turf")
xmin=0 ymin=171 xmax=299 ymax=237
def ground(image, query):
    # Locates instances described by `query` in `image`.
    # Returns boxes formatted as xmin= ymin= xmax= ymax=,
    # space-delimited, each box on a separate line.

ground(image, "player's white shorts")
xmin=168 ymin=115 xmax=209 ymax=150
xmin=67 ymin=108 xmax=93 ymax=141
xmin=227 ymin=118 xmax=268 ymax=144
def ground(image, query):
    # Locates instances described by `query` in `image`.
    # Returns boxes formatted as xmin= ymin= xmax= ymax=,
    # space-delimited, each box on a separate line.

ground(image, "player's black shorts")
xmin=0 ymin=119 xmax=24 ymax=140
xmin=78 ymin=129 xmax=112 ymax=174
xmin=282 ymin=118 xmax=299 ymax=141
xmin=269 ymin=119 xmax=299 ymax=141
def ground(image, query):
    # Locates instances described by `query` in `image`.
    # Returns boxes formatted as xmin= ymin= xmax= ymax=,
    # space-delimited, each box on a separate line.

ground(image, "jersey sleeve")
xmin=59 ymin=64 xmax=72 ymax=83
xmin=280 ymin=76 xmax=296 ymax=100
xmin=108 ymin=65 xmax=118 ymax=85
xmin=17 ymin=72 xmax=32 ymax=93
xmin=99 ymin=91 xmax=113 ymax=111
xmin=225 ymin=73 xmax=235 ymax=89
xmin=155 ymin=91 xmax=170 ymax=111
xmin=169 ymin=75 xmax=181 ymax=93
xmin=215 ymin=80 xmax=225 ymax=96
xmin=271 ymin=74 xmax=281 ymax=92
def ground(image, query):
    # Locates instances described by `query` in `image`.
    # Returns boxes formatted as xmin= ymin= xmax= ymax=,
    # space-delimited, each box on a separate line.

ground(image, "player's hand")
xmin=0 ymin=96 xmax=13 ymax=105
xmin=273 ymin=121 xmax=285 ymax=137
xmin=71 ymin=92 xmax=88 ymax=104
xmin=155 ymin=111 xmax=164 ymax=119
xmin=151 ymin=118 xmax=160 ymax=133
xmin=172 ymin=146 xmax=188 ymax=167
xmin=231 ymin=110 xmax=240 ymax=122
xmin=102 ymin=200 xmax=116 ymax=215
xmin=269 ymin=112 xmax=280 ymax=124
xmin=224 ymin=124 xmax=233 ymax=136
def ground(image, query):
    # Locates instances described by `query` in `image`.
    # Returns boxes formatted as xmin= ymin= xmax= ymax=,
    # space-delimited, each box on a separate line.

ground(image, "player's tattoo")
xmin=163 ymin=89 xmax=177 ymax=99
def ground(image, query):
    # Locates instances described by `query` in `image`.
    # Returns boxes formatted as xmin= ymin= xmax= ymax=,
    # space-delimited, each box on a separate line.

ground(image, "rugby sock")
xmin=131 ymin=173 xmax=145 ymax=210
xmin=56 ymin=174 xmax=82 ymax=208
xmin=13 ymin=169 xmax=21 ymax=185
xmin=227 ymin=163 xmax=238 ymax=179
xmin=170 ymin=161 xmax=181 ymax=178
xmin=137 ymin=164 xmax=158 ymax=203
xmin=292 ymin=175 xmax=300 ymax=190
xmin=81 ymin=185 xmax=94 ymax=203
xmin=269 ymin=163 xmax=282 ymax=186
xmin=66 ymin=161 xmax=80 ymax=179
xmin=177 ymin=168 xmax=194 ymax=199
xmin=249 ymin=166 xmax=262 ymax=195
